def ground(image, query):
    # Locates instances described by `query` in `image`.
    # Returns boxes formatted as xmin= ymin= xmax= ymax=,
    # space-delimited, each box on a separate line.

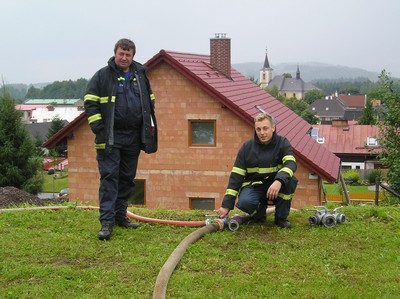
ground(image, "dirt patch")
xmin=0 ymin=186 xmax=65 ymax=209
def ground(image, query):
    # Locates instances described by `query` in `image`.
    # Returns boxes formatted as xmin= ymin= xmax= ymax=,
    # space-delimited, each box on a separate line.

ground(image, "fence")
xmin=325 ymin=177 xmax=399 ymax=205
xmin=326 ymin=192 xmax=384 ymax=204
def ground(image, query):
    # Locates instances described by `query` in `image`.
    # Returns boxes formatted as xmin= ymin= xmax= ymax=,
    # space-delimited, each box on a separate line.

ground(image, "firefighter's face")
xmin=115 ymin=47 xmax=134 ymax=72
xmin=255 ymin=118 xmax=275 ymax=144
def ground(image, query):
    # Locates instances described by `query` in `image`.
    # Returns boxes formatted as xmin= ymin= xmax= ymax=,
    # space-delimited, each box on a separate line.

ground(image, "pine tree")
xmin=377 ymin=70 xmax=400 ymax=194
xmin=358 ymin=99 xmax=376 ymax=125
xmin=0 ymin=89 xmax=43 ymax=193
xmin=46 ymin=117 xmax=67 ymax=157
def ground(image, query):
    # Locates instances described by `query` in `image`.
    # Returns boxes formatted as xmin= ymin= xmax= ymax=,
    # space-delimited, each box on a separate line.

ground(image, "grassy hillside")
xmin=0 ymin=205 xmax=399 ymax=298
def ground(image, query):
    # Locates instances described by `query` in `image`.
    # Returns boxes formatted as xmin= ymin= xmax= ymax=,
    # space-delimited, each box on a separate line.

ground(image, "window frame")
xmin=367 ymin=137 xmax=378 ymax=146
xmin=128 ymin=179 xmax=146 ymax=206
xmin=189 ymin=197 xmax=215 ymax=210
xmin=188 ymin=119 xmax=216 ymax=147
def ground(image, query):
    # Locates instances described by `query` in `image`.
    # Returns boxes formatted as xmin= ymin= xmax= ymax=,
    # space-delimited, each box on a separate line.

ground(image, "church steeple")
xmin=296 ymin=65 xmax=301 ymax=80
xmin=259 ymin=47 xmax=273 ymax=89
xmin=263 ymin=48 xmax=271 ymax=69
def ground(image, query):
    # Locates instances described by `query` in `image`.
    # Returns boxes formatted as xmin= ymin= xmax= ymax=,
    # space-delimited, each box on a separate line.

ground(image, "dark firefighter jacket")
xmin=84 ymin=57 xmax=157 ymax=154
xmin=221 ymin=131 xmax=297 ymax=210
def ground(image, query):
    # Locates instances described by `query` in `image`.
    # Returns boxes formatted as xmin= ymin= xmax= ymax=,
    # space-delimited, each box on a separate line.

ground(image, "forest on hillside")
xmin=4 ymin=78 xmax=88 ymax=102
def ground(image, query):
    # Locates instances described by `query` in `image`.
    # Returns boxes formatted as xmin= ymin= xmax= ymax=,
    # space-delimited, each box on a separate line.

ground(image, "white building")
xmin=16 ymin=99 xmax=84 ymax=124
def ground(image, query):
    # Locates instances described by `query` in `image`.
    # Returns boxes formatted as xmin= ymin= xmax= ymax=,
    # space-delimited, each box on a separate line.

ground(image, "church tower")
xmin=259 ymin=47 xmax=273 ymax=89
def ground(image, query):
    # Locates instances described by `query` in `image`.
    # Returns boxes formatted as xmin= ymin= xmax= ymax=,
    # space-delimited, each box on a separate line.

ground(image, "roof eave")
xmin=294 ymin=149 xmax=339 ymax=183
xmin=42 ymin=112 xmax=86 ymax=148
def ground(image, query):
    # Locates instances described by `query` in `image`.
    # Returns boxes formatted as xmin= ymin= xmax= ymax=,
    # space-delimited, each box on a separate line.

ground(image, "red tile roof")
xmin=16 ymin=104 xmax=48 ymax=110
xmin=44 ymin=50 xmax=341 ymax=183
xmin=313 ymin=122 xmax=382 ymax=155
xmin=338 ymin=94 xmax=366 ymax=108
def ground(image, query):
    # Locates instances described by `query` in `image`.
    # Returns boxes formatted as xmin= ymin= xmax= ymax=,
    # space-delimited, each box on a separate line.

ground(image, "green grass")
xmin=0 ymin=204 xmax=399 ymax=298
xmin=41 ymin=171 xmax=68 ymax=193
xmin=324 ymin=183 xmax=371 ymax=194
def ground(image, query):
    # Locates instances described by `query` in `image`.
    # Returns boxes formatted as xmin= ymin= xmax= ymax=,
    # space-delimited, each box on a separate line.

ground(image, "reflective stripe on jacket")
xmin=84 ymin=57 xmax=157 ymax=154
xmin=222 ymin=132 xmax=297 ymax=210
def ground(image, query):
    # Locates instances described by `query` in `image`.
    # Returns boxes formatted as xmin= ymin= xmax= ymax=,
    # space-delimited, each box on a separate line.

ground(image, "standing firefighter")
xmin=216 ymin=112 xmax=297 ymax=228
xmin=84 ymin=38 xmax=158 ymax=240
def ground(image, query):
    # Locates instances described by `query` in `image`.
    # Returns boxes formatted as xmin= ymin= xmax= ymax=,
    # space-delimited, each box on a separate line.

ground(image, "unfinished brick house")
xmin=44 ymin=34 xmax=340 ymax=210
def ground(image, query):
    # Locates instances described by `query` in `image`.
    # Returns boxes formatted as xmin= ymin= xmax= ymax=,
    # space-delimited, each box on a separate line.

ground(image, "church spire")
xmin=296 ymin=65 xmax=301 ymax=80
xmin=260 ymin=47 xmax=273 ymax=89
xmin=263 ymin=47 xmax=271 ymax=69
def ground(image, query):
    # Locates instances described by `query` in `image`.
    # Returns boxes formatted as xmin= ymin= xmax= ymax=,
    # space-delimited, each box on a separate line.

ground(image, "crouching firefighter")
xmin=216 ymin=112 xmax=297 ymax=228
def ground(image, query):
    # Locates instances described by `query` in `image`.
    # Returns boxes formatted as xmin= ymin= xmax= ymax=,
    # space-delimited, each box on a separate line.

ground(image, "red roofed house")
xmin=44 ymin=34 xmax=340 ymax=210
xmin=312 ymin=120 xmax=383 ymax=173
xmin=337 ymin=94 xmax=367 ymax=108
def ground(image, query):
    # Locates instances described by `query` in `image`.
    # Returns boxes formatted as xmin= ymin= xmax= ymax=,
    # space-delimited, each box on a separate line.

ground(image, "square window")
xmin=128 ymin=179 xmax=145 ymax=205
xmin=189 ymin=120 xmax=216 ymax=146
xmin=367 ymin=137 xmax=378 ymax=146
xmin=190 ymin=198 xmax=215 ymax=210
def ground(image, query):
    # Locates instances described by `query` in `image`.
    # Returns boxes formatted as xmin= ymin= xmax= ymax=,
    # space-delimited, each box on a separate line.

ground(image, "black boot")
xmin=274 ymin=218 xmax=292 ymax=229
xmin=248 ymin=203 xmax=267 ymax=225
xmin=98 ymin=224 xmax=113 ymax=240
xmin=115 ymin=217 xmax=140 ymax=229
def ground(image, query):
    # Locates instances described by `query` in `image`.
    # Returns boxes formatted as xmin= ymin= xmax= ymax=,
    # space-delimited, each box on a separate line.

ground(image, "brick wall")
xmin=67 ymin=62 xmax=322 ymax=210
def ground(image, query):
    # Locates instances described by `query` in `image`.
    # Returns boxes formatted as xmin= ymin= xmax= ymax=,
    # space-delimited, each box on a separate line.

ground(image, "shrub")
xmin=367 ymin=169 xmax=383 ymax=184
xmin=342 ymin=169 xmax=361 ymax=185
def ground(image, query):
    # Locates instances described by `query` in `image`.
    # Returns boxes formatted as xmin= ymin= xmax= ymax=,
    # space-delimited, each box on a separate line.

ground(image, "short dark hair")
xmin=114 ymin=38 xmax=136 ymax=56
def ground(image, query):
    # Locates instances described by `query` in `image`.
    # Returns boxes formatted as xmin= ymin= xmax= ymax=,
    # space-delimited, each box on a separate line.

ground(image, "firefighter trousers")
xmin=96 ymin=145 xmax=141 ymax=225
xmin=236 ymin=177 xmax=298 ymax=221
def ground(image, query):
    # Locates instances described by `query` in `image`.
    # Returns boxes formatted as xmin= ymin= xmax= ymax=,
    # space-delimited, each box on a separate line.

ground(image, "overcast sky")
xmin=1 ymin=0 xmax=399 ymax=84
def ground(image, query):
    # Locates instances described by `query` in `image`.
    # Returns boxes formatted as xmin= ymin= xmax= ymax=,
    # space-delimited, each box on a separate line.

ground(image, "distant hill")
xmin=233 ymin=62 xmax=381 ymax=82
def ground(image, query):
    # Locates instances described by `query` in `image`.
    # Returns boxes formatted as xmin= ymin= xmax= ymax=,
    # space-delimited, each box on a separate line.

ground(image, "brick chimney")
xmin=210 ymin=33 xmax=231 ymax=78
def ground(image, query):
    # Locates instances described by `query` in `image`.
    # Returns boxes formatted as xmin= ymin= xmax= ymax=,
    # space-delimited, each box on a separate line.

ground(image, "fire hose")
xmin=152 ymin=213 xmax=251 ymax=299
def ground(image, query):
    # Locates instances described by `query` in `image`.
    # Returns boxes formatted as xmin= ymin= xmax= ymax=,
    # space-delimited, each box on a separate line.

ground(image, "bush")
xmin=342 ymin=169 xmax=361 ymax=185
xmin=22 ymin=170 xmax=44 ymax=195
xmin=367 ymin=169 xmax=383 ymax=184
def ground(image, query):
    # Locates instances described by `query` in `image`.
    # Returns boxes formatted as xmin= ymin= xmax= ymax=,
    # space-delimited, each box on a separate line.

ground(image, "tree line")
xmin=25 ymin=78 xmax=88 ymax=100
xmin=3 ymin=78 xmax=89 ymax=102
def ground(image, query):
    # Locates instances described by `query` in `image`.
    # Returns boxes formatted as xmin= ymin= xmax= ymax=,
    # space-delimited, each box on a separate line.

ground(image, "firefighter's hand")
xmin=267 ymin=180 xmax=282 ymax=200
xmin=216 ymin=207 xmax=230 ymax=218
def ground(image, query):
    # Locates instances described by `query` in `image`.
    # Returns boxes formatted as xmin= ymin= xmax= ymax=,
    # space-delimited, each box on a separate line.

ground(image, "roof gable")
xmin=338 ymin=94 xmax=366 ymax=107
xmin=268 ymin=75 xmax=318 ymax=92
xmin=309 ymin=98 xmax=346 ymax=117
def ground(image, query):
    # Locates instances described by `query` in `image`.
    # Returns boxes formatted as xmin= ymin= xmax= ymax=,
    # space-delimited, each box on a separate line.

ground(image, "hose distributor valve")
xmin=205 ymin=213 xmax=251 ymax=231
xmin=308 ymin=206 xmax=346 ymax=228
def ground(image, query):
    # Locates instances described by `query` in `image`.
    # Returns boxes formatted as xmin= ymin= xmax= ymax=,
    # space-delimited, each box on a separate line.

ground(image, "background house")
xmin=308 ymin=93 xmax=369 ymax=124
xmin=311 ymin=120 xmax=383 ymax=178
xmin=24 ymin=120 xmax=69 ymax=141
xmin=16 ymin=99 xmax=84 ymax=124
xmin=44 ymin=34 xmax=340 ymax=210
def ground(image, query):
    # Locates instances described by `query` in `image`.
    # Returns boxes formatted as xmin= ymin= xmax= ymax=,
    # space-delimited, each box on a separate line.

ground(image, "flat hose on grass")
xmin=126 ymin=210 xmax=206 ymax=227
xmin=152 ymin=223 xmax=220 ymax=299
xmin=0 ymin=206 xmax=207 ymax=227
